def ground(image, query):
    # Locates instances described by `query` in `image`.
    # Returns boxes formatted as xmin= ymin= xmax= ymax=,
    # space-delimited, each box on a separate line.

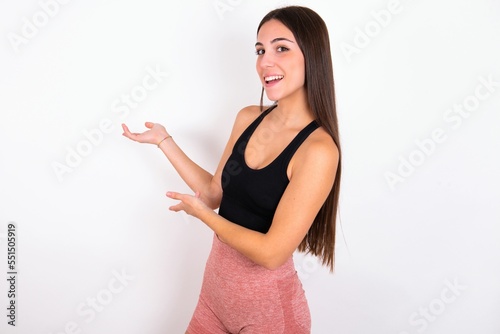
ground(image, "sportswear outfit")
xmin=187 ymin=106 xmax=319 ymax=333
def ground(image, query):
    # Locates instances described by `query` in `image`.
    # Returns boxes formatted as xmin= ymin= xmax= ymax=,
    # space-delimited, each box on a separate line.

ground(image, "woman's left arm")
xmin=167 ymin=137 xmax=339 ymax=270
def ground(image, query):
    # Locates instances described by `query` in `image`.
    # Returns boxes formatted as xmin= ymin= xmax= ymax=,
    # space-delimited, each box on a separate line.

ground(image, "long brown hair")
xmin=257 ymin=6 xmax=342 ymax=272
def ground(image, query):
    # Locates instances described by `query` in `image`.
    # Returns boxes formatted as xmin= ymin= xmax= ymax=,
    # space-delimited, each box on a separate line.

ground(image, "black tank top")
xmin=219 ymin=105 xmax=319 ymax=233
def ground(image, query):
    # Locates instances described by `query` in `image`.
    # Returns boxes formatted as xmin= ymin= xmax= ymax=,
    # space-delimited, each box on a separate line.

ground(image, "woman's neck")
xmin=271 ymin=89 xmax=313 ymax=128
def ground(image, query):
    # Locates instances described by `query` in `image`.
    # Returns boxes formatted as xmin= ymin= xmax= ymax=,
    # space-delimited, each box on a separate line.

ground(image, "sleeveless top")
xmin=218 ymin=105 xmax=319 ymax=233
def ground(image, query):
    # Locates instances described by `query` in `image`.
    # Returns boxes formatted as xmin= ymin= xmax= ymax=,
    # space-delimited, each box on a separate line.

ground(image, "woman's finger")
xmin=166 ymin=191 xmax=181 ymax=200
xmin=121 ymin=123 xmax=130 ymax=134
xmin=167 ymin=192 xmax=190 ymax=212
xmin=121 ymin=124 xmax=137 ymax=140
xmin=121 ymin=123 xmax=138 ymax=136
xmin=169 ymin=203 xmax=183 ymax=212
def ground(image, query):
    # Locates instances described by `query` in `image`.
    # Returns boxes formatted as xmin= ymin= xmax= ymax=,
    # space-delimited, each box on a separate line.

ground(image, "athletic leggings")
xmin=187 ymin=234 xmax=311 ymax=334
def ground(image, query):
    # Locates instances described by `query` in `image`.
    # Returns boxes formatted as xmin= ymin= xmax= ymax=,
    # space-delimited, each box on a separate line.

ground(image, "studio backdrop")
xmin=0 ymin=0 xmax=499 ymax=333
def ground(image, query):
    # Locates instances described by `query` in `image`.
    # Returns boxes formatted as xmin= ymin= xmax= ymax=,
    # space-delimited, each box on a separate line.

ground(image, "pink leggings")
xmin=187 ymin=234 xmax=310 ymax=334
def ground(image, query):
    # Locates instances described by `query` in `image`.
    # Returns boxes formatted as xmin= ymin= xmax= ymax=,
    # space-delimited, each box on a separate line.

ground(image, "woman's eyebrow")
xmin=255 ymin=37 xmax=295 ymax=47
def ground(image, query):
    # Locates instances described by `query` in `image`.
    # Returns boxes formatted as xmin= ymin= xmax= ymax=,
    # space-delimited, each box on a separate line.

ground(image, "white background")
xmin=1 ymin=0 xmax=499 ymax=333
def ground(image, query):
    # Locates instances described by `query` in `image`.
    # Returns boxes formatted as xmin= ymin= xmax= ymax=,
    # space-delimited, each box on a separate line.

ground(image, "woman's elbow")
xmin=259 ymin=252 xmax=290 ymax=271
xmin=206 ymin=196 xmax=221 ymax=210
xmin=204 ymin=183 xmax=222 ymax=210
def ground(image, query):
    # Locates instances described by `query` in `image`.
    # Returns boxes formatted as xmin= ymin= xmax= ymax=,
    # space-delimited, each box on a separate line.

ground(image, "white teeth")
xmin=265 ymin=75 xmax=284 ymax=82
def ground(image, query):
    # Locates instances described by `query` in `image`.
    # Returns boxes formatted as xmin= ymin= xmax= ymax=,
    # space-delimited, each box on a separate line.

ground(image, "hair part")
xmin=257 ymin=6 xmax=342 ymax=272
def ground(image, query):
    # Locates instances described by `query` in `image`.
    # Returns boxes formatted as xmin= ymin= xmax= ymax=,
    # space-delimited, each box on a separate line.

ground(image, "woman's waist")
xmin=206 ymin=233 xmax=297 ymax=281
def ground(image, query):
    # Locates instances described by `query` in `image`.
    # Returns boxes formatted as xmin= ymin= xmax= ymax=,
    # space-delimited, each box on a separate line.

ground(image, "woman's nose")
xmin=258 ymin=53 xmax=275 ymax=69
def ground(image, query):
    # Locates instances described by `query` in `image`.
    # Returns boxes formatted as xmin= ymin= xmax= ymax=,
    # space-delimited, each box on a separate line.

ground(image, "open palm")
xmin=121 ymin=122 xmax=168 ymax=145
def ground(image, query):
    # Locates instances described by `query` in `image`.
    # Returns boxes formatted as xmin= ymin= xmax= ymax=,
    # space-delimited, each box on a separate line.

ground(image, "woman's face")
xmin=256 ymin=19 xmax=306 ymax=103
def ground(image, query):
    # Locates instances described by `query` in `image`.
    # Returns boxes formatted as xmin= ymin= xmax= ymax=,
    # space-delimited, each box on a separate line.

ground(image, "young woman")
xmin=122 ymin=6 xmax=341 ymax=333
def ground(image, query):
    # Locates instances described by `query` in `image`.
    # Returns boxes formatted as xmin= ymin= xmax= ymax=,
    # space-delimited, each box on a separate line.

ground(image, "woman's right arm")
xmin=121 ymin=106 xmax=259 ymax=209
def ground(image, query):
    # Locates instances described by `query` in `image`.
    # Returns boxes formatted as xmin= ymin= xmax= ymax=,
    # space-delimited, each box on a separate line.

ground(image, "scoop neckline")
xmin=242 ymin=106 xmax=316 ymax=172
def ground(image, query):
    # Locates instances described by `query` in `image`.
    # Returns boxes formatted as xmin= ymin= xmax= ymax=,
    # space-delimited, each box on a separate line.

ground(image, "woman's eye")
xmin=255 ymin=49 xmax=265 ymax=56
xmin=277 ymin=46 xmax=289 ymax=52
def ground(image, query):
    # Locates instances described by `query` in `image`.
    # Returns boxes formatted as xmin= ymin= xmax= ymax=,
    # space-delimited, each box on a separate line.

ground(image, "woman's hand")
xmin=121 ymin=122 xmax=169 ymax=145
xmin=166 ymin=191 xmax=211 ymax=219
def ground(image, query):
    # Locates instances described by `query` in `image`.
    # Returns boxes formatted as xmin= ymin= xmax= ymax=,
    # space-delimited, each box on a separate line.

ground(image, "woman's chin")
xmin=264 ymin=93 xmax=280 ymax=103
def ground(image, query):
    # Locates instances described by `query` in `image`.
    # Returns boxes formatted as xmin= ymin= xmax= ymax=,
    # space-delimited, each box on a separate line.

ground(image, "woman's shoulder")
xmin=291 ymin=126 xmax=339 ymax=176
xmin=306 ymin=127 xmax=339 ymax=159
xmin=236 ymin=105 xmax=271 ymax=120
xmin=232 ymin=105 xmax=270 ymax=130
xmin=236 ymin=104 xmax=261 ymax=119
